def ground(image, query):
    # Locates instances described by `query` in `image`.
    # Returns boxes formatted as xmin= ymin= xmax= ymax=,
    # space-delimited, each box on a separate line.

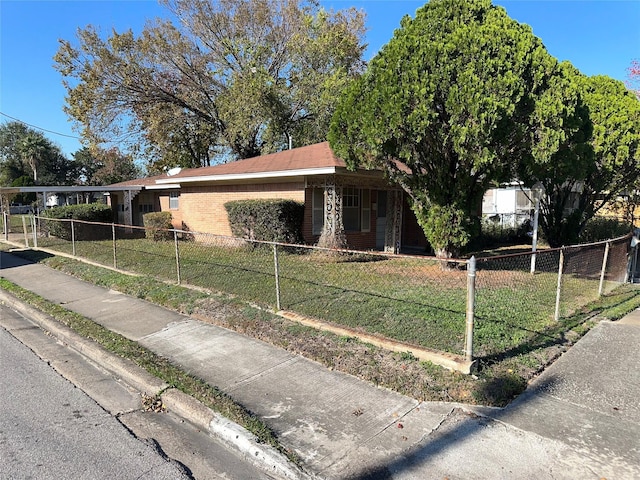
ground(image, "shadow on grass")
xmin=474 ymin=287 xmax=640 ymax=366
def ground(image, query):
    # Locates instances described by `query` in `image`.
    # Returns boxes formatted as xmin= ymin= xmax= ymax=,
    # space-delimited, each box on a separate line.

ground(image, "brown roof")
xmin=167 ymin=142 xmax=346 ymax=180
xmin=108 ymin=174 xmax=172 ymax=187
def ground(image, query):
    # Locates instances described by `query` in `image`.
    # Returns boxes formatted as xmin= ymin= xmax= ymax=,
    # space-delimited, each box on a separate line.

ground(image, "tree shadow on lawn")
xmin=476 ymin=292 xmax=640 ymax=365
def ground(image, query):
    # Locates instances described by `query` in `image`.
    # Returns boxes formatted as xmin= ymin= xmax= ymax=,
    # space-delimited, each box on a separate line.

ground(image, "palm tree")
xmin=19 ymin=133 xmax=49 ymax=183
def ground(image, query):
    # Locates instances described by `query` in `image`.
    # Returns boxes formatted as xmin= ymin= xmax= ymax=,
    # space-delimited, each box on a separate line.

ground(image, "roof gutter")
xmin=155 ymin=167 xmax=339 ymax=184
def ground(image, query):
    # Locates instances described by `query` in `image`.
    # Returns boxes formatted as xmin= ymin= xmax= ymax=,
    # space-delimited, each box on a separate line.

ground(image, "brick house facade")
xmin=107 ymin=142 xmax=429 ymax=253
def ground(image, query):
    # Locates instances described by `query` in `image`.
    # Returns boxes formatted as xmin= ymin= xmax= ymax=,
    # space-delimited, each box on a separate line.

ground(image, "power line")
xmin=0 ymin=111 xmax=82 ymax=140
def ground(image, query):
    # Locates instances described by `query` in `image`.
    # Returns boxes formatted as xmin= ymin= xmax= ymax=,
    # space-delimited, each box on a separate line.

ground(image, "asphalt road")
xmin=0 ymin=304 xmax=273 ymax=480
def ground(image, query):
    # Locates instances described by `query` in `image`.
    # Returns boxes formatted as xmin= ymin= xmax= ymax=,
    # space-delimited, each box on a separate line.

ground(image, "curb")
xmin=0 ymin=289 xmax=168 ymax=395
xmin=0 ymin=288 xmax=309 ymax=480
xmin=162 ymin=389 xmax=309 ymax=480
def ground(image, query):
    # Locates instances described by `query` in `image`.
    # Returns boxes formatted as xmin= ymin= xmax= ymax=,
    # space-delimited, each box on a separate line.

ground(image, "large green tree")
xmin=72 ymin=147 xmax=142 ymax=186
xmin=521 ymin=72 xmax=640 ymax=246
xmin=329 ymin=0 xmax=555 ymax=258
xmin=0 ymin=122 xmax=74 ymax=187
xmin=54 ymin=0 xmax=366 ymax=171
xmin=518 ymin=62 xmax=594 ymax=247
xmin=0 ymin=121 xmax=31 ymax=186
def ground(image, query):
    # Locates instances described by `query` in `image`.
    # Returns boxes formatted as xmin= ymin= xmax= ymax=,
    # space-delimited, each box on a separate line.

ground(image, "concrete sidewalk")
xmin=1 ymin=250 xmax=639 ymax=479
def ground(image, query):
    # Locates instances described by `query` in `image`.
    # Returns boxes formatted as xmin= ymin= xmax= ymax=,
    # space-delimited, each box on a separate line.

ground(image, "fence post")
xmin=530 ymin=195 xmax=540 ymax=274
xmin=554 ymin=248 xmax=565 ymax=321
xmin=273 ymin=243 xmax=282 ymax=311
xmin=174 ymin=229 xmax=181 ymax=285
xmin=71 ymin=219 xmax=76 ymax=257
xmin=112 ymin=223 xmax=117 ymax=269
xmin=21 ymin=216 xmax=29 ymax=247
xmin=464 ymin=255 xmax=476 ymax=362
xmin=598 ymin=241 xmax=611 ymax=297
xmin=31 ymin=215 xmax=37 ymax=248
xmin=631 ymin=242 xmax=639 ymax=283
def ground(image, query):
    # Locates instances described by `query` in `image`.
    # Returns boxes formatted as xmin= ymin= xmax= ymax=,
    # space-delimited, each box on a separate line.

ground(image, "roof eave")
xmin=155 ymin=166 xmax=340 ymax=184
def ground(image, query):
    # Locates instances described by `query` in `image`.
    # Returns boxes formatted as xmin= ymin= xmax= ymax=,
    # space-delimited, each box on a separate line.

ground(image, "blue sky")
xmin=1 ymin=0 xmax=638 ymax=158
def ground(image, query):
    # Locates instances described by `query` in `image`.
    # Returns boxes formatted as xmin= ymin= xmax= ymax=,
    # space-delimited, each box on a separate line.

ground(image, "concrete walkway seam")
xmin=0 ymin=288 xmax=307 ymax=480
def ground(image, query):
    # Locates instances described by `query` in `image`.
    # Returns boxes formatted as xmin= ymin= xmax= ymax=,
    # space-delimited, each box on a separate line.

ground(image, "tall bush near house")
xmin=225 ymin=200 xmax=304 ymax=243
xmin=42 ymin=204 xmax=112 ymax=240
xmin=143 ymin=211 xmax=173 ymax=241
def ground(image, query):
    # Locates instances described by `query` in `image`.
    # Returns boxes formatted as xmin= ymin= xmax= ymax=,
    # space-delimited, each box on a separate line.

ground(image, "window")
xmin=312 ymin=188 xmax=324 ymax=236
xmin=361 ymin=189 xmax=371 ymax=232
xmin=342 ymin=187 xmax=360 ymax=231
xmin=311 ymin=186 xmax=371 ymax=234
xmin=139 ymin=204 xmax=154 ymax=213
xmin=515 ymin=190 xmax=531 ymax=212
xmin=169 ymin=192 xmax=179 ymax=210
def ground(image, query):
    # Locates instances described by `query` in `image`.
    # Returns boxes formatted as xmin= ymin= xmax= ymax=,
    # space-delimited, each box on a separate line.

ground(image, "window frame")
xmin=342 ymin=187 xmax=360 ymax=232
xmin=169 ymin=192 xmax=179 ymax=210
xmin=312 ymin=188 xmax=324 ymax=236
xmin=361 ymin=188 xmax=371 ymax=232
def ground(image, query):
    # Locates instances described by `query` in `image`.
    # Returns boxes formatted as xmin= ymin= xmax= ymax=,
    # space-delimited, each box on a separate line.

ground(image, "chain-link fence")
xmin=1 ymin=213 xmax=633 ymax=369
xmin=473 ymin=234 xmax=631 ymax=360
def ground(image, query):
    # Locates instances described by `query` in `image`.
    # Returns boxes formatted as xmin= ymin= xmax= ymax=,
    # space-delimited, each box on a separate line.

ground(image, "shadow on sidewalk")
xmin=346 ymin=376 xmax=559 ymax=480
xmin=0 ymin=250 xmax=53 ymax=270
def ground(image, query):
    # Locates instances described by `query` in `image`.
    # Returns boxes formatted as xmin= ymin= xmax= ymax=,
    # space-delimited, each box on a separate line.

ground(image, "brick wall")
xmin=177 ymin=182 xmax=306 ymax=236
xmin=158 ymin=193 xmax=183 ymax=229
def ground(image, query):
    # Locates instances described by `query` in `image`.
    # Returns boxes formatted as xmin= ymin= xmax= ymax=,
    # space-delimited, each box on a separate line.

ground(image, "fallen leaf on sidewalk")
xmin=141 ymin=392 xmax=166 ymax=413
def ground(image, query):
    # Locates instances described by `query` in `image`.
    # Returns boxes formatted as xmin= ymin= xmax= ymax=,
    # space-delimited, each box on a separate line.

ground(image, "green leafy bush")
xmin=42 ymin=204 xmax=113 ymax=240
xmin=143 ymin=211 xmax=173 ymax=241
xmin=414 ymin=203 xmax=473 ymax=259
xmin=225 ymin=199 xmax=304 ymax=244
xmin=579 ymin=217 xmax=631 ymax=243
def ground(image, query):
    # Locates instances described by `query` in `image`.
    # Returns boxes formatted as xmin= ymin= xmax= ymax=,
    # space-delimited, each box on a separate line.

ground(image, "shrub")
xmin=579 ymin=217 xmax=632 ymax=243
xmin=467 ymin=217 xmax=532 ymax=251
xmin=143 ymin=211 xmax=174 ymax=241
xmin=225 ymin=200 xmax=304 ymax=244
xmin=42 ymin=204 xmax=113 ymax=240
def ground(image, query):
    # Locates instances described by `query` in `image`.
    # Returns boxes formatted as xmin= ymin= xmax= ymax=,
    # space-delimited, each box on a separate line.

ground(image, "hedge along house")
xmin=107 ymin=142 xmax=429 ymax=253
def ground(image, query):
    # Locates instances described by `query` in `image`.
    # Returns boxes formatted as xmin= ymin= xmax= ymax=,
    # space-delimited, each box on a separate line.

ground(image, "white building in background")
xmin=482 ymin=183 xmax=533 ymax=228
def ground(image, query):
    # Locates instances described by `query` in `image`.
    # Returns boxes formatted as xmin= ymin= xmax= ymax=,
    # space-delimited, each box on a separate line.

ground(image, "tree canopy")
xmin=329 ymin=0 xmax=555 ymax=258
xmin=72 ymin=147 xmax=142 ymax=186
xmin=521 ymin=70 xmax=640 ymax=246
xmin=55 ymin=0 xmax=366 ymax=172
xmin=0 ymin=121 xmax=75 ymax=187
